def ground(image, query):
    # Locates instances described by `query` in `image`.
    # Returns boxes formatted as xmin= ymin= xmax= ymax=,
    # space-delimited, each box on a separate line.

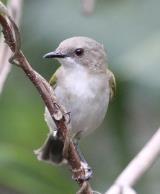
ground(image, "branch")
xmin=0 ymin=2 xmax=93 ymax=194
xmin=0 ymin=0 xmax=23 ymax=93
xmin=105 ymin=128 xmax=160 ymax=194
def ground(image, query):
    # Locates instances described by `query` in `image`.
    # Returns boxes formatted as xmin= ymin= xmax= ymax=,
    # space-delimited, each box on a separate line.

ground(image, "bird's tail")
xmin=34 ymin=133 xmax=64 ymax=164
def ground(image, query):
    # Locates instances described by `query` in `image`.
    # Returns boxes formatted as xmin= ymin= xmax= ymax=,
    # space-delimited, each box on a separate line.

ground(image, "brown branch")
xmin=0 ymin=2 xmax=92 ymax=194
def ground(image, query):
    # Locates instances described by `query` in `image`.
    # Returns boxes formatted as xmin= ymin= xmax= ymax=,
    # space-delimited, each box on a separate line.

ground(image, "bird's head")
xmin=43 ymin=36 xmax=108 ymax=73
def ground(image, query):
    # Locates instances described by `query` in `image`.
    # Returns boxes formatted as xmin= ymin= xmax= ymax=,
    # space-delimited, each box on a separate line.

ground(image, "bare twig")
xmin=105 ymin=128 xmax=160 ymax=194
xmin=0 ymin=2 xmax=92 ymax=194
xmin=0 ymin=0 xmax=23 ymax=93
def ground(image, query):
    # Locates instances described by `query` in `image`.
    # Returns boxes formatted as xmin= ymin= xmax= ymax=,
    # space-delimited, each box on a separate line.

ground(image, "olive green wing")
xmin=49 ymin=72 xmax=57 ymax=88
xmin=107 ymin=69 xmax=116 ymax=101
xmin=49 ymin=67 xmax=61 ymax=88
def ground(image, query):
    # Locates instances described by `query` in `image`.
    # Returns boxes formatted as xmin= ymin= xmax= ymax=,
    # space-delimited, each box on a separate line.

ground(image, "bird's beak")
xmin=43 ymin=51 xmax=67 ymax=59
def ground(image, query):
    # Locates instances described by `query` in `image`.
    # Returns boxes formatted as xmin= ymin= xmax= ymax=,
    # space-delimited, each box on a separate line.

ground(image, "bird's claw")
xmin=72 ymin=162 xmax=93 ymax=182
xmin=81 ymin=162 xmax=93 ymax=181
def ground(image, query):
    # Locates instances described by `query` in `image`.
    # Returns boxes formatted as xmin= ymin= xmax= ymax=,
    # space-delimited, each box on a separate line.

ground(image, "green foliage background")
xmin=0 ymin=0 xmax=160 ymax=193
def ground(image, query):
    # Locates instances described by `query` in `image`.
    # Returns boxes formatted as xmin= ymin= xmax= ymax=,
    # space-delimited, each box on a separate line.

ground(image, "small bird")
xmin=35 ymin=36 xmax=116 ymax=178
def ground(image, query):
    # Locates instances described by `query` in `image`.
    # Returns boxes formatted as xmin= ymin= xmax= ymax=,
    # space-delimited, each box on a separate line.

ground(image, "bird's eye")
xmin=75 ymin=48 xmax=84 ymax=56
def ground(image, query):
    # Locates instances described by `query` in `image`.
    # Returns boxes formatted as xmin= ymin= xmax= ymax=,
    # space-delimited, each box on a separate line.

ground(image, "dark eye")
xmin=75 ymin=48 xmax=84 ymax=56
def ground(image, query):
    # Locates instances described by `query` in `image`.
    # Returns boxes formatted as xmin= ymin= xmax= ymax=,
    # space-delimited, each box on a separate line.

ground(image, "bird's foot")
xmin=81 ymin=161 xmax=93 ymax=181
xmin=72 ymin=161 xmax=93 ymax=182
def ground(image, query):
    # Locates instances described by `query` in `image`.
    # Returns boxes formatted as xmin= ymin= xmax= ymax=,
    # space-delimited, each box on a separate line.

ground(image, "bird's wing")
xmin=49 ymin=72 xmax=57 ymax=88
xmin=107 ymin=69 xmax=116 ymax=101
xmin=49 ymin=67 xmax=62 ymax=88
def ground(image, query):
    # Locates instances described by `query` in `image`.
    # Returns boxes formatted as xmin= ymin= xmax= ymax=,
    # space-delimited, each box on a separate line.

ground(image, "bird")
xmin=35 ymin=36 xmax=116 ymax=179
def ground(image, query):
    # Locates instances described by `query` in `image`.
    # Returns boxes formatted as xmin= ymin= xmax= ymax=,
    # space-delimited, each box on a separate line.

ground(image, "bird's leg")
xmin=73 ymin=139 xmax=93 ymax=181
xmin=63 ymin=129 xmax=93 ymax=181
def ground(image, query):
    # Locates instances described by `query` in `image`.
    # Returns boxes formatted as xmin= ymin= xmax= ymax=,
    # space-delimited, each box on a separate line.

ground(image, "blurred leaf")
xmin=0 ymin=143 xmax=75 ymax=194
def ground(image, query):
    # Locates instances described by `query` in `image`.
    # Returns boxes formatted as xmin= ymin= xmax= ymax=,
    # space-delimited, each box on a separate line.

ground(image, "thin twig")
xmin=0 ymin=2 xmax=92 ymax=193
xmin=105 ymin=128 xmax=160 ymax=194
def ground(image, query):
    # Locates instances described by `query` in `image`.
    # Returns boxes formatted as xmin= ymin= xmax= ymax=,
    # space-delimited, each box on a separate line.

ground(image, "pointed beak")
xmin=43 ymin=51 xmax=67 ymax=59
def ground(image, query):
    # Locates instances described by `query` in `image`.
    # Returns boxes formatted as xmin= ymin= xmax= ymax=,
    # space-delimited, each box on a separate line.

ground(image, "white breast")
xmin=45 ymin=63 xmax=110 ymax=138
